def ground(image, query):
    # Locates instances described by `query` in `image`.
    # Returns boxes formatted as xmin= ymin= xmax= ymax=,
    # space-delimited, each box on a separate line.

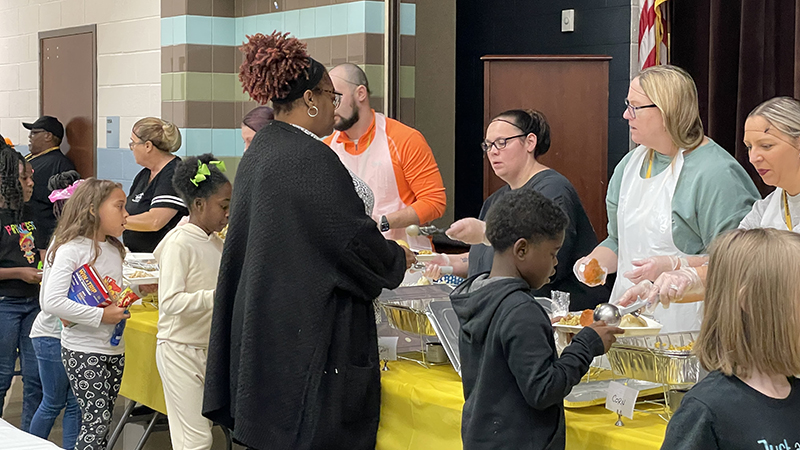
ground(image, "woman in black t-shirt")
xmin=123 ymin=117 xmax=188 ymax=253
xmin=427 ymin=109 xmax=610 ymax=310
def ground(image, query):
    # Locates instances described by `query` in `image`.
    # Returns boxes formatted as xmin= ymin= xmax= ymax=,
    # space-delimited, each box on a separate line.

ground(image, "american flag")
xmin=638 ymin=0 xmax=669 ymax=70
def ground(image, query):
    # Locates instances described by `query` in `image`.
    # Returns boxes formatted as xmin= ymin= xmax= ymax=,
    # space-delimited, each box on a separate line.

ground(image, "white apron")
xmin=612 ymin=145 xmax=703 ymax=333
xmin=329 ymin=113 xmax=432 ymax=250
xmin=755 ymin=188 xmax=800 ymax=231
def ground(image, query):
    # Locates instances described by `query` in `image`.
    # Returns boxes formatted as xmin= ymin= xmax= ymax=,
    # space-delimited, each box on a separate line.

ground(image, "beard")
xmin=334 ymin=102 xmax=360 ymax=132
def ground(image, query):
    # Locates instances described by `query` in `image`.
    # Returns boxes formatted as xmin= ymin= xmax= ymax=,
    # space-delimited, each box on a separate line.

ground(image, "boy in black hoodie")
xmin=451 ymin=189 xmax=622 ymax=450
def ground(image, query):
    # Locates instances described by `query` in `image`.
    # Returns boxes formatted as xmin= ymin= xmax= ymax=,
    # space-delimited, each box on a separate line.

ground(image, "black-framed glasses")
xmin=481 ymin=134 xmax=527 ymax=153
xmin=28 ymin=129 xmax=46 ymax=138
xmin=625 ymin=99 xmax=658 ymax=119
xmin=319 ymin=89 xmax=342 ymax=109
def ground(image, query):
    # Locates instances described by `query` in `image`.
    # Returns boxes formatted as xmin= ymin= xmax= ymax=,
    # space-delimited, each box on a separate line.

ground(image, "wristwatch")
xmin=380 ymin=215 xmax=391 ymax=232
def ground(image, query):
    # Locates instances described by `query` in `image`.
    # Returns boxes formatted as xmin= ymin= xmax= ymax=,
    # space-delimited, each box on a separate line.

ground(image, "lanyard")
xmin=25 ymin=146 xmax=60 ymax=161
xmin=645 ymin=150 xmax=654 ymax=179
xmin=784 ymin=189 xmax=793 ymax=229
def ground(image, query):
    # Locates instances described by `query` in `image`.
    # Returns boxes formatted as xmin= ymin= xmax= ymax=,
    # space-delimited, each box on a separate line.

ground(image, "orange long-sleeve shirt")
xmin=324 ymin=111 xmax=446 ymax=224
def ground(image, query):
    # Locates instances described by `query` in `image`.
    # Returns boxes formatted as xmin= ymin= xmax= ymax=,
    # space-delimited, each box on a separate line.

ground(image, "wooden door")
xmin=482 ymin=55 xmax=610 ymax=240
xmin=40 ymin=26 xmax=96 ymax=177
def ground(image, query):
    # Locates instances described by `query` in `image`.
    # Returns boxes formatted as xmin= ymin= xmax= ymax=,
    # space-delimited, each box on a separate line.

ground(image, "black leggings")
xmin=62 ymin=348 xmax=124 ymax=450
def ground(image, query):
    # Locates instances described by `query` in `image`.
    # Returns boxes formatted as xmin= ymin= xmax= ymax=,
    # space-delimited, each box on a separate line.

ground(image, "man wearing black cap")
xmin=22 ymin=116 xmax=76 ymax=251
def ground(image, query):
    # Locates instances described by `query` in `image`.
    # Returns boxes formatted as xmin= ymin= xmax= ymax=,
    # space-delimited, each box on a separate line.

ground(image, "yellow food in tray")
xmin=418 ymin=250 xmax=433 ymax=255
xmin=655 ymin=341 xmax=695 ymax=351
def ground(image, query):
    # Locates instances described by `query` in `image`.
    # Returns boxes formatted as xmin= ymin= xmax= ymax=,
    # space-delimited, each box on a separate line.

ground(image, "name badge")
xmin=605 ymin=381 xmax=639 ymax=419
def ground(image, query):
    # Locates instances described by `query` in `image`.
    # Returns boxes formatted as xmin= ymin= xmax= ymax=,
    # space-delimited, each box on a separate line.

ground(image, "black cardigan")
xmin=202 ymin=121 xmax=407 ymax=450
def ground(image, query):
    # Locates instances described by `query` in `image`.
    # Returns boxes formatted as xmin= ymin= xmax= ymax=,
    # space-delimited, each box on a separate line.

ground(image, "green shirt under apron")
xmin=600 ymin=139 xmax=760 ymax=255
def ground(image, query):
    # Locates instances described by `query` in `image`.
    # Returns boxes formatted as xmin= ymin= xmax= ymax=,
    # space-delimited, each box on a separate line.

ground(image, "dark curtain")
xmin=670 ymin=0 xmax=800 ymax=197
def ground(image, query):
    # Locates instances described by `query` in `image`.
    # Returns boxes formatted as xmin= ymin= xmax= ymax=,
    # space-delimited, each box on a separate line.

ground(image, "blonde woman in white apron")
xmin=574 ymin=65 xmax=759 ymax=333
xmin=619 ymin=96 xmax=800 ymax=310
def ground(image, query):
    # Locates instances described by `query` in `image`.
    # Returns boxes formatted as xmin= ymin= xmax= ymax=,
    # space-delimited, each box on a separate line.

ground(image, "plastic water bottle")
xmin=110 ymin=313 xmax=128 ymax=346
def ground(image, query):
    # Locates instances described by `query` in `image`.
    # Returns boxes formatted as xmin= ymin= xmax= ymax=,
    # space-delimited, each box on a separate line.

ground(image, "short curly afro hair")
xmin=485 ymin=188 xmax=568 ymax=252
xmin=239 ymin=32 xmax=310 ymax=106
xmin=172 ymin=153 xmax=230 ymax=208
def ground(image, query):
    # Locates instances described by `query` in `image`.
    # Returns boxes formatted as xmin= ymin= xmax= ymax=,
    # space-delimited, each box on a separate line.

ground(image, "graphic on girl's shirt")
xmin=3 ymin=220 xmax=37 ymax=264
xmin=19 ymin=230 xmax=35 ymax=263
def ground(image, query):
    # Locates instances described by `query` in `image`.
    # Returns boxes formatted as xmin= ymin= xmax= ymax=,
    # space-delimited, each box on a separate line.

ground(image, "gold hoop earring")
xmin=308 ymin=106 xmax=319 ymax=118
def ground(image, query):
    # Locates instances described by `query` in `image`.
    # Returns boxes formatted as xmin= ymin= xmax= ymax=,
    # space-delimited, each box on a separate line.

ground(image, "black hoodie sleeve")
xmin=499 ymin=299 xmax=605 ymax=410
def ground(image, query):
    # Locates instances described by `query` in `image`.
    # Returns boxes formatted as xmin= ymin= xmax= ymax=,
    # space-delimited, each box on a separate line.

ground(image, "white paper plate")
xmin=554 ymin=315 xmax=663 ymax=337
xmin=414 ymin=253 xmax=440 ymax=263
xmin=123 ymin=267 xmax=159 ymax=285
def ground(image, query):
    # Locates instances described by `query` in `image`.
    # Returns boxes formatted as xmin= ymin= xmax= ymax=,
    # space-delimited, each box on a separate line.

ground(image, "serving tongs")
xmin=406 ymin=224 xmax=447 ymax=237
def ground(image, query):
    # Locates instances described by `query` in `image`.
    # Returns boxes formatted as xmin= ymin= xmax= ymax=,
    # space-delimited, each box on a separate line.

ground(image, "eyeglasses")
xmin=625 ymin=99 xmax=658 ymax=119
xmin=128 ymin=140 xmax=145 ymax=151
xmin=481 ymin=134 xmax=527 ymax=153
xmin=319 ymin=89 xmax=342 ymax=109
xmin=28 ymin=130 xmax=46 ymax=138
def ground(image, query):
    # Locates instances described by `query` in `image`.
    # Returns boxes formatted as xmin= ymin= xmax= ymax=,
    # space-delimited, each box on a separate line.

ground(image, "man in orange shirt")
xmin=325 ymin=63 xmax=446 ymax=250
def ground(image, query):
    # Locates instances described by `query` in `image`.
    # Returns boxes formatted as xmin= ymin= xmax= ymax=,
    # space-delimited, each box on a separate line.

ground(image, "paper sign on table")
xmin=604 ymin=380 xmax=639 ymax=419
xmin=378 ymin=336 xmax=399 ymax=361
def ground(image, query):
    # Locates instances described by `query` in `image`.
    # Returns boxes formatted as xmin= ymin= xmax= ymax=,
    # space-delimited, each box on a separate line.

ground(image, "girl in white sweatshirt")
xmin=154 ymin=153 xmax=230 ymax=450
xmin=39 ymin=178 xmax=130 ymax=450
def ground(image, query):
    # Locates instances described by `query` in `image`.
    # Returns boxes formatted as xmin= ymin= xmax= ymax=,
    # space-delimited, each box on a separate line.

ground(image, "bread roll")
xmin=620 ymin=314 xmax=647 ymax=327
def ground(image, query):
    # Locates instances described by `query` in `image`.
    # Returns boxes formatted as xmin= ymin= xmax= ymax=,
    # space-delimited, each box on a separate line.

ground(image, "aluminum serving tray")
xmin=607 ymin=331 xmax=705 ymax=386
xmin=377 ymin=285 xmax=453 ymax=337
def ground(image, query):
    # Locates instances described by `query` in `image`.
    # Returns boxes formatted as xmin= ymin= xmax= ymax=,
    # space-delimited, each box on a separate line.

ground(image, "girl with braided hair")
xmin=0 ymin=145 xmax=42 ymax=433
xmin=203 ymin=32 xmax=413 ymax=450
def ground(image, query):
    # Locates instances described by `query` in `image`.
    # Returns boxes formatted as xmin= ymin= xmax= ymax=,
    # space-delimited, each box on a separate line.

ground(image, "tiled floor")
xmin=3 ymin=375 xmax=238 ymax=450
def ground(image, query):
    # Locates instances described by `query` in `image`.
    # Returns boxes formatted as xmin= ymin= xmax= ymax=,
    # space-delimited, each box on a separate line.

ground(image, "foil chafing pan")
xmin=607 ymin=331 xmax=705 ymax=386
xmin=377 ymin=285 xmax=452 ymax=337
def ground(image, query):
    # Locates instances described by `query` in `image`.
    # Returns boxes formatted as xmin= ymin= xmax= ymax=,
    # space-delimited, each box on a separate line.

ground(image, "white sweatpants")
xmin=155 ymin=340 xmax=213 ymax=450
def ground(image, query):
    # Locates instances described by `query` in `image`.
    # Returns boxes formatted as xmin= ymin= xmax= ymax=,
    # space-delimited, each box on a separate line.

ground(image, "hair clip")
xmin=190 ymin=160 xmax=226 ymax=186
xmin=48 ymin=179 xmax=85 ymax=203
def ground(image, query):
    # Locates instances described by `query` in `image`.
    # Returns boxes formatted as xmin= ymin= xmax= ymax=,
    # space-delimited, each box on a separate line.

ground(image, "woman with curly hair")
xmin=202 ymin=32 xmax=414 ymax=450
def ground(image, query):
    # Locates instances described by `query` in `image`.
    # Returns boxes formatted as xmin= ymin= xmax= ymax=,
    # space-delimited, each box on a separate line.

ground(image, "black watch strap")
xmin=380 ymin=215 xmax=390 ymax=232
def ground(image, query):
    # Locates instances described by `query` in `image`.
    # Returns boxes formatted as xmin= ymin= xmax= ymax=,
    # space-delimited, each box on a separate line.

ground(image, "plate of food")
xmin=123 ymin=253 xmax=159 ymax=284
xmin=554 ymin=309 xmax=663 ymax=337
xmin=123 ymin=268 xmax=159 ymax=284
xmin=414 ymin=250 xmax=441 ymax=263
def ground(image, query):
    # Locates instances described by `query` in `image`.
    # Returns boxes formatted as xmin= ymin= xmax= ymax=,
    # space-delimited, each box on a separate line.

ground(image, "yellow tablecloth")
xmin=378 ymin=361 xmax=668 ymax=450
xmin=119 ymin=306 xmax=167 ymax=414
xmin=119 ymin=307 xmax=668 ymax=449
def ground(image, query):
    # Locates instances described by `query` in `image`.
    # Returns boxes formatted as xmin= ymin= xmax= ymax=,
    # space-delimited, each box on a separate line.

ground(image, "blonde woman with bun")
xmin=123 ymin=117 xmax=188 ymax=252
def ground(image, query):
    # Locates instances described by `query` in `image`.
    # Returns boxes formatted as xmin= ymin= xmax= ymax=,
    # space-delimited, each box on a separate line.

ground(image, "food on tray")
xmin=127 ymin=270 xmax=153 ymax=279
xmin=620 ymin=314 xmax=647 ymax=327
xmin=579 ymin=309 xmax=595 ymax=327
xmin=415 ymin=276 xmax=432 ymax=286
xmin=418 ymin=250 xmax=433 ymax=255
xmin=216 ymin=225 xmax=228 ymax=241
xmin=395 ymin=239 xmax=410 ymax=249
xmin=583 ymin=258 xmax=606 ymax=285
xmin=558 ymin=314 xmax=581 ymax=326
xmin=655 ymin=341 xmax=694 ymax=351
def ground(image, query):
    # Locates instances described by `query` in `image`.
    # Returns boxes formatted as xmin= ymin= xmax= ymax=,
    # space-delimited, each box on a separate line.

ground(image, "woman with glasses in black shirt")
xmin=123 ymin=117 xmax=188 ymax=253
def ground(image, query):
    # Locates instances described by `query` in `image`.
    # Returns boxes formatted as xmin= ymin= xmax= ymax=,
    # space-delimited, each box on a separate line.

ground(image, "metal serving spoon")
xmin=593 ymin=298 xmax=649 ymax=327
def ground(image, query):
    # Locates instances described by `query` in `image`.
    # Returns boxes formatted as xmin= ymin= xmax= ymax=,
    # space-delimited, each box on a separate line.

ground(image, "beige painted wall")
xmin=414 ymin=0 xmax=455 ymax=226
